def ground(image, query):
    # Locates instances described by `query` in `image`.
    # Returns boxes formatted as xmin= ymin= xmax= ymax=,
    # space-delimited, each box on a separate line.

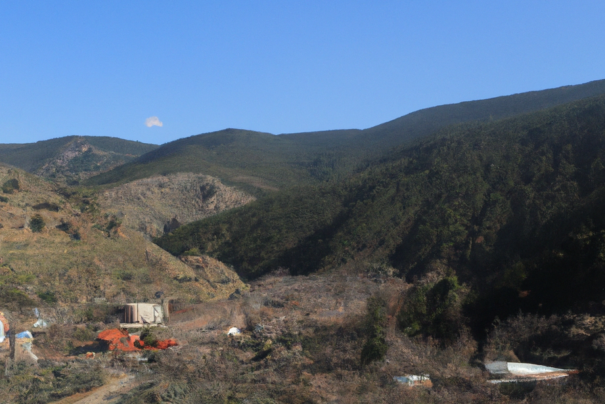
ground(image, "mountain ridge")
xmin=154 ymin=92 xmax=605 ymax=332
xmin=86 ymin=78 xmax=605 ymax=192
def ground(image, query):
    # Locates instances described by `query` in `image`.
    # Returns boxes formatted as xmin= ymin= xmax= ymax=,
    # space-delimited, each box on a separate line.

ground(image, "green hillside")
xmin=86 ymin=128 xmax=365 ymax=194
xmin=87 ymin=79 xmax=605 ymax=193
xmin=155 ymin=94 xmax=605 ymax=331
xmin=0 ymin=136 xmax=158 ymax=182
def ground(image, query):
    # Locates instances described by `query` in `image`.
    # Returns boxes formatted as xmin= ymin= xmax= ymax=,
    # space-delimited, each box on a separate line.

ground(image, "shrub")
xmin=33 ymin=202 xmax=60 ymax=211
xmin=398 ymin=275 xmax=466 ymax=342
xmin=360 ymin=296 xmax=388 ymax=367
xmin=74 ymin=304 xmax=118 ymax=323
xmin=115 ymin=270 xmax=133 ymax=281
xmin=106 ymin=218 xmax=121 ymax=231
xmin=30 ymin=214 xmax=46 ymax=232
xmin=0 ymin=287 xmax=36 ymax=309
xmin=182 ymin=248 xmax=202 ymax=256
xmin=2 ymin=178 xmax=19 ymax=193
xmin=73 ymin=326 xmax=96 ymax=342
xmin=0 ymin=195 xmax=8 ymax=203
xmin=37 ymin=290 xmax=58 ymax=304
xmin=137 ymin=327 xmax=158 ymax=348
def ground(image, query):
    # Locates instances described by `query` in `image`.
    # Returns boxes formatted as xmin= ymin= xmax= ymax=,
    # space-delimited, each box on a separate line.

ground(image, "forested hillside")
xmin=87 ymin=129 xmax=364 ymax=194
xmin=156 ymin=94 xmax=605 ymax=331
xmin=87 ymin=79 xmax=605 ymax=193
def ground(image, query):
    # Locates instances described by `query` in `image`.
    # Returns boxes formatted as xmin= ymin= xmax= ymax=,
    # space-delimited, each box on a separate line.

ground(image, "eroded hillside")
xmin=0 ymin=165 xmax=244 ymax=307
xmin=99 ymin=173 xmax=255 ymax=238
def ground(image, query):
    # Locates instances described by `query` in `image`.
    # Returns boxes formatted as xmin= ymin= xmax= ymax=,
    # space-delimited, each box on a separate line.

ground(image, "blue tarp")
xmin=16 ymin=331 xmax=33 ymax=339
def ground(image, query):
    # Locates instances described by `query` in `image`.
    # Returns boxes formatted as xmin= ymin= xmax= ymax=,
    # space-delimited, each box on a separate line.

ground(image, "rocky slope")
xmin=0 ymin=164 xmax=244 ymax=306
xmin=98 ymin=173 xmax=255 ymax=238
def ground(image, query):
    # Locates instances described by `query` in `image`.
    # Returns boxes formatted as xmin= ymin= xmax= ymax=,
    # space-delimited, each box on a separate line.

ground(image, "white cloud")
xmin=145 ymin=116 xmax=163 ymax=127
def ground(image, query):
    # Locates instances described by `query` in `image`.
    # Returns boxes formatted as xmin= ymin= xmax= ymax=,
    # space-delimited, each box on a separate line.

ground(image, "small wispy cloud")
xmin=145 ymin=116 xmax=163 ymax=127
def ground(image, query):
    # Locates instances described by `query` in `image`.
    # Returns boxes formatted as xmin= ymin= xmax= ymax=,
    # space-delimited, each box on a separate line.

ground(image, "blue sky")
xmin=1 ymin=1 xmax=604 ymax=145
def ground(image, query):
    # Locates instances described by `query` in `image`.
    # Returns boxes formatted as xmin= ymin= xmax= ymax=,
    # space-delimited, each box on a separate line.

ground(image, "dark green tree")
xmin=1 ymin=178 xmax=19 ymax=194
xmin=360 ymin=296 xmax=388 ymax=367
xmin=30 ymin=214 xmax=45 ymax=232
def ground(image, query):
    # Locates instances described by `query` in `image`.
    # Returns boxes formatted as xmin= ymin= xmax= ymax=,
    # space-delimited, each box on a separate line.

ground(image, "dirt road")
xmin=51 ymin=374 xmax=135 ymax=404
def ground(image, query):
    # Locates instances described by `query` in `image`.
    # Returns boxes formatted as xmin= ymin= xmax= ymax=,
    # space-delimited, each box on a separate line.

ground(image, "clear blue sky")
xmin=1 ymin=1 xmax=604 ymax=145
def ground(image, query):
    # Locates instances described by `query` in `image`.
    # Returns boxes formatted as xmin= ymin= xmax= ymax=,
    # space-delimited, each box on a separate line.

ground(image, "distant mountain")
xmin=155 ymin=93 xmax=605 ymax=331
xmin=87 ymin=79 xmax=605 ymax=193
xmin=0 ymin=136 xmax=158 ymax=184
xmin=85 ymin=128 xmax=363 ymax=194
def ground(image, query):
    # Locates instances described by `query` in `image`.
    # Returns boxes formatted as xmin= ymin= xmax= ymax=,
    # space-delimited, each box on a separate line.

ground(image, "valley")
xmin=2 ymin=80 xmax=605 ymax=402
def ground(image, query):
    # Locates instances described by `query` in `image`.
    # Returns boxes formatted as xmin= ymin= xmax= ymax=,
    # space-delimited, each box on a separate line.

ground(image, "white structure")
xmin=393 ymin=375 xmax=432 ymax=387
xmin=227 ymin=327 xmax=241 ymax=335
xmin=123 ymin=303 xmax=164 ymax=326
xmin=485 ymin=361 xmax=577 ymax=383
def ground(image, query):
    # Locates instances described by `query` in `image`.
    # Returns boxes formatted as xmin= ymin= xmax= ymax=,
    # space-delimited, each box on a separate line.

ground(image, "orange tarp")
xmin=98 ymin=328 xmax=141 ymax=352
xmin=156 ymin=339 xmax=178 ymax=349
xmin=97 ymin=328 xmax=177 ymax=351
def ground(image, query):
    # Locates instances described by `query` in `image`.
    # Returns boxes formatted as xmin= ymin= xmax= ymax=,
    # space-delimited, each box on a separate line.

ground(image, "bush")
xmin=398 ymin=275 xmax=466 ymax=342
xmin=37 ymin=290 xmax=58 ymax=304
xmin=182 ymin=247 xmax=202 ymax=256
xmin=73 ymin=326 xmax=96 ymax=342
xmin=2 ymin=178 xmax=19 ymax=193
xmin=115 ymin=270 xmax=133 ymax=281
xmin=74 ymin=304 xmax=118 ymax=323
xmin=0 ymin=287 xmax=36 ymax=310
xmin=136 ymin=327 xmax=158 ymax=348
xmin=0 ymin=195 xmax=8 ymax=203
xmin=30 ymin=214 xmax=46 ymax=232
xmin=106 ymin=218 xmax=121 ymax=231
xmin=360 ymin=296 xmax=388 ymax=367
xmin=33 ymin=202 xmax=60 ymax=211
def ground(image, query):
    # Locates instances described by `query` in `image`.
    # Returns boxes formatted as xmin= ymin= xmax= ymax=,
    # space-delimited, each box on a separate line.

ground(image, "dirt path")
xmin=51 ymin=374 xmax=136 ymax=404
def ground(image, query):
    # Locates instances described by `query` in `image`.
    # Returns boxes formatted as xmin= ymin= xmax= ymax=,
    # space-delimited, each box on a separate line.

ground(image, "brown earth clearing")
xmin=2 ymin=269 xmax=602 ymax=403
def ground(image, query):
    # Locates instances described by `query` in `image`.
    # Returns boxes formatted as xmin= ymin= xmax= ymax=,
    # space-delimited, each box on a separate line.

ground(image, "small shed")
xmin=123 ymin=303 xmax=164 ymax=325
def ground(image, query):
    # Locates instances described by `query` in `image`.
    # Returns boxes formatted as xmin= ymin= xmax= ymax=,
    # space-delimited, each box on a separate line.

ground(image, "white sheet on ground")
xmin=486 ymin=361 xmax=566 ymax=375
xmin=227 ymin=327 xmax=241 ymax=335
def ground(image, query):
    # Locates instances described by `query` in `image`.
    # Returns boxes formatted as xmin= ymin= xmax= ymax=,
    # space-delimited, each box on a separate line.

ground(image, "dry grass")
xmin=105 ymin=273 xmax=505 ymax=403
xmin=3 ymin=271 xmax=605 ymax=403
xmin=0 ymin=165 xmax=244 ymax=306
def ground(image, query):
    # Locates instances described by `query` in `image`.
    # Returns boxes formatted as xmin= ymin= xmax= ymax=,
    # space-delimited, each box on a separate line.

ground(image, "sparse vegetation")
xmin=1 ymin=361 xmax=106 ymax=403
